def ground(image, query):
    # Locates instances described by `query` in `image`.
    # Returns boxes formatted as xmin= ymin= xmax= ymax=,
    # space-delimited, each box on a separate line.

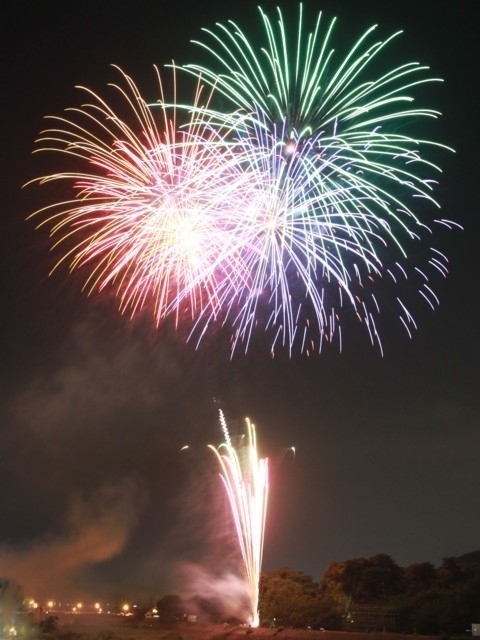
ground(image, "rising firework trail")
xmin=209 ymin=410 xmax=269 ymax=627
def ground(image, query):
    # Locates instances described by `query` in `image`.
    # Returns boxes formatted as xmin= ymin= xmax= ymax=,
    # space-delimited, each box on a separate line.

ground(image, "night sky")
xmin=1 ymin=0 xmax=478 ymax=608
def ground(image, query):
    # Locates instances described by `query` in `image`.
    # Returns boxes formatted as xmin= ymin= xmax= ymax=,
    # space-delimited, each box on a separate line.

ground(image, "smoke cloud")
xmin=0 ymin=479 xmax=144 ymax=600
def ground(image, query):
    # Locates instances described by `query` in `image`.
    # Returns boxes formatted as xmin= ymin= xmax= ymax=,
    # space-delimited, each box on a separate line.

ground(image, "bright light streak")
xmin=209 ymin=410 xmax=269 ymax=627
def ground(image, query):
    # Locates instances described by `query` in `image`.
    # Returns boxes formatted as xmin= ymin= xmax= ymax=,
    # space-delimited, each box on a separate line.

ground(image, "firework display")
xmin=185 ymin=4 xmax=460 ymax=355
xmin=27 ymin=5 xmax=460 ymax=356
xmin=209 ymin=410 xmax=269 ymax=627
xmin=26 ymin=65 xmax=253 ymax=329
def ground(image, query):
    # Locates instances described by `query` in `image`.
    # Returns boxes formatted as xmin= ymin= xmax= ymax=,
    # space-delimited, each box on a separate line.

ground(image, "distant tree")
xmin=259 ymin=567 xmax=341 ymax=629
xmin=437 ymin=556 xmax=476 ymax=585
xmin=403 ymin=590 xmax=445 ymax=635
xmin=459 ymin=577 xmax=480 ymax=627
xmin=321 ymin=554 xmax=404 ymax=605
xmin=402 ymin=562 xmax=437 ymax=593
xmin=156 ymin=594 xmax=184 ymax=622
xmin=394 ymin=558 xmax=480 ymax=634
xmin=319 ymin=561 xmax=351 ymax=611
xmin=359 ymin=554 xmax=405 ymax=602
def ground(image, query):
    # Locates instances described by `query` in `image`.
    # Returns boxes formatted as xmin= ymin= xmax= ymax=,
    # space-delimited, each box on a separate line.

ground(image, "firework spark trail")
xmin=26 ymin=5 xmax=462 ymax=356
xmin=203 ymin=117 xmax=395 ymax=355
xmin=183 ymin=4 xmax=461 ymax=354
xmin=25 ymin=65 xmax=259 ymax=329
xmin=209 ymin=410 xmax=269 ymax=627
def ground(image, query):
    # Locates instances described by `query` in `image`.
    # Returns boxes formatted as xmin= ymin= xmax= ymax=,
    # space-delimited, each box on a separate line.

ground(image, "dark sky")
xmin=1 ymin=0 xmax=478 ymax=611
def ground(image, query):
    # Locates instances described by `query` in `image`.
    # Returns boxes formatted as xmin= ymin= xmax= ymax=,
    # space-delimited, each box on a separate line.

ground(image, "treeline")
xmin=259 ymin=555 xmax=480 ymax=634
xmin=156 ymin=554 xmax=480 ymax=635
